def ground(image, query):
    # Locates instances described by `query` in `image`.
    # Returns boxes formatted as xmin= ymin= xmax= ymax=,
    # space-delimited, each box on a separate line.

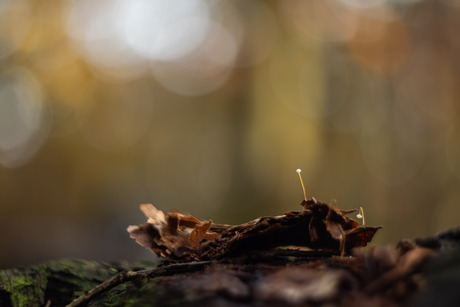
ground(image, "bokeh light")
xmin=122 ymin=0 xmax=210 ymax=61
xmin=150 ymin=20 xmax=237 ymax=96
xmin=0 ymin=68 xmax=49 ymax=168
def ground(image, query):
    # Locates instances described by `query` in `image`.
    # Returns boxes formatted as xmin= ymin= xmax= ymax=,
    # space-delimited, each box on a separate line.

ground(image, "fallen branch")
xmin=66 ymin=261 xmax=211 ymax=307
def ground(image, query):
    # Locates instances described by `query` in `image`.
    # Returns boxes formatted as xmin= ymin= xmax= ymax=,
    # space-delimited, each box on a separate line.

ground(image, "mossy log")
xmin=0 ymin=259 xmax=159 ymax=307
xmin=2 ymin=228 xmax=460 ymax=307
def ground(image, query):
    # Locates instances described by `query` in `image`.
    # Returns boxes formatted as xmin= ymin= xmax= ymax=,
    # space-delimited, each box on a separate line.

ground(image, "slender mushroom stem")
xmin=296 ymin=169 xmax=307 ymax=201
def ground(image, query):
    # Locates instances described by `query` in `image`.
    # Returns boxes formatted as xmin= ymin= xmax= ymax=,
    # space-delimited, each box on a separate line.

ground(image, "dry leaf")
xmin=128 ymin=199 xmax=381 ymax=262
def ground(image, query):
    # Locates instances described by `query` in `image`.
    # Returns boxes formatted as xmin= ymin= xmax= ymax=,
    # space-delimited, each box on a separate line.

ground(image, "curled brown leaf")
xmin=128 ymin=200 xmax=381 ymax=262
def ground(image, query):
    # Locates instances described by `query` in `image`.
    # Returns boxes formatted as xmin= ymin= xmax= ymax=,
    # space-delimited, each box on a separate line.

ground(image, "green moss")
xmin=0 ymin=259 xmax=159 ymax=306
xmin=100 ymin=283 xmax=130 ymax=307
xmin=46 ymin=259 xmax=121 ymax=301
xmin=87 ymin=279 xmax=169 ymax=307
xmin=0 ymin=267 xmax=48 ymax=307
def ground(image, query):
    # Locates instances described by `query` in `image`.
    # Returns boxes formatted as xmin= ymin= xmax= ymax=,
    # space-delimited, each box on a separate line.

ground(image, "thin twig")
xmin=66 ymin=261 xmax=211 ymax=307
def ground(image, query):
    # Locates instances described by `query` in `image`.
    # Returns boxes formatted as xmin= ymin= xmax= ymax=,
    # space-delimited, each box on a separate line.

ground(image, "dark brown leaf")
xmin=128 ymin=199 xmax=381 ymax=262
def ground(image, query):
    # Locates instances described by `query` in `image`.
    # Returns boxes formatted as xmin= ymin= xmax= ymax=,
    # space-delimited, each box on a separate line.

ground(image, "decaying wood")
xmin=66 ymin=249 xmax=334 ymax=307
xmin=65 ymin=261 xmax=211 ymax=307
xmin=127 ymin=199 xmax=381 ymax=262
xmin=3 ymin=227 xmax=460 ymax=306
xmin=65 ymin=244 xmax=440 ymax=306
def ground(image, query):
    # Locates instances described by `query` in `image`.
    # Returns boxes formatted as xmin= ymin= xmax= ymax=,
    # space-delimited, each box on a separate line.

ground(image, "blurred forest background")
xmin=1 ymin=0 xmax=460 ymax=268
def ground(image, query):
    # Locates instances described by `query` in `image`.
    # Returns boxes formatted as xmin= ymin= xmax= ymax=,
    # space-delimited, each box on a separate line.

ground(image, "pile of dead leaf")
xmin=127 ymin=199 xmax=380 ymax=261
